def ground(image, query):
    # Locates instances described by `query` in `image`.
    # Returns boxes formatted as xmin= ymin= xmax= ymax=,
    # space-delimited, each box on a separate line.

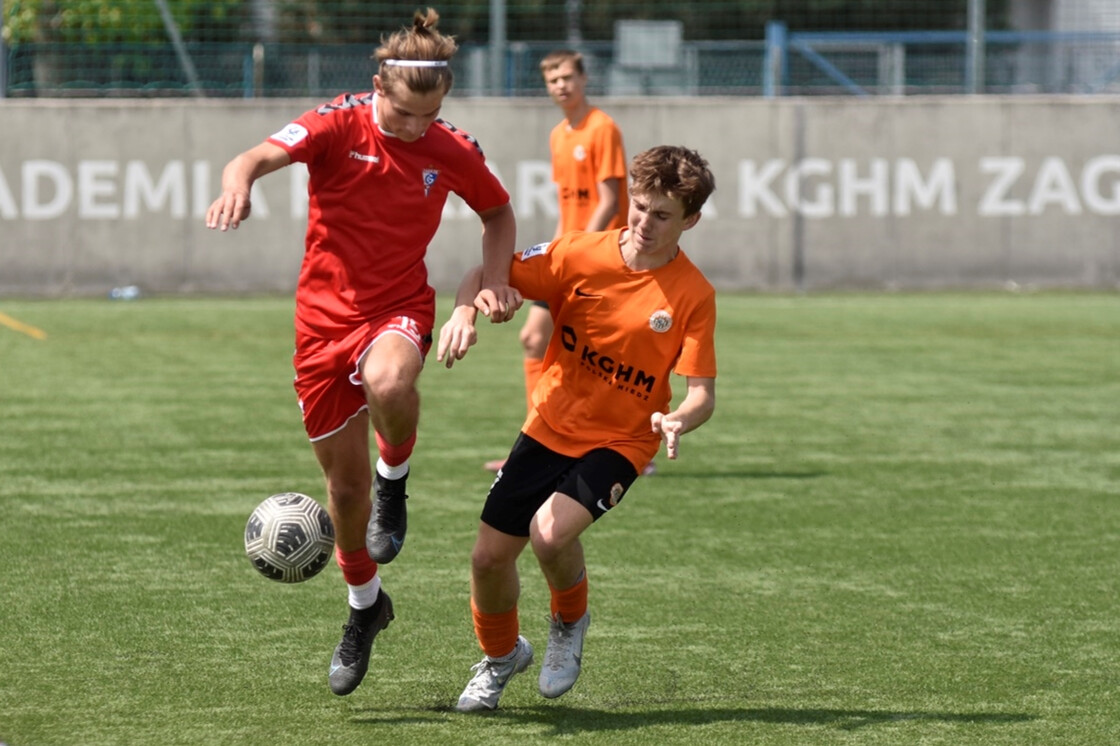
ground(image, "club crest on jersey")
xmin=649 ymin=310 xmax=673 ymax=333
xmin=573 ymin=144 xmax=587 ymax=162
xmin=422 ymin=168 xmax=440 ymax=196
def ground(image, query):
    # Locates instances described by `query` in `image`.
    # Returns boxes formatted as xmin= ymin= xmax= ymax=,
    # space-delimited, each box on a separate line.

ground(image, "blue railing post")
xmin=764 ymin=21 xmax=787 ymax=98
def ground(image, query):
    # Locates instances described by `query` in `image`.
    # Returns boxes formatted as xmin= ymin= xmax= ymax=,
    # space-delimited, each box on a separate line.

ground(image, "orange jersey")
xmin=510 ymin=229 xmax=717 ymax=471
xmin=549 ymin=108 xmax=629 ymax=234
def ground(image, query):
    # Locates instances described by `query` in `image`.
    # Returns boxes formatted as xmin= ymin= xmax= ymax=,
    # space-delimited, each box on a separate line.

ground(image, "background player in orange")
xmin=438 ymin=145 xmax=718 ymax=712
xmin=484 ymin=49 xmax=631 ymax=472
xmin=205 ymin=8 xmax=519 ymax=698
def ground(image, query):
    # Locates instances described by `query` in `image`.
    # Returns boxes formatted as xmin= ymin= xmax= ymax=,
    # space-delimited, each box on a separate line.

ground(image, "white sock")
xmin=348 ymin=574 xmax=382 ymax=610
xmin=376 ymin=458 xmax=410 ymax=481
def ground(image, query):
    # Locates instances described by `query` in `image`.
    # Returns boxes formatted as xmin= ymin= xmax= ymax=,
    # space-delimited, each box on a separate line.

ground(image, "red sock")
xmin=549 ymin=571 xmax=588 ymax=623
xmin=375 ymin=431 xmax=416 ymax=467
xmin=471 ymin=598 xmax=520 ymax=659
xmin=523 ymin=358 xmax=543 ymax=412
xmin=335 ymin=546 xmax=378 ymax=587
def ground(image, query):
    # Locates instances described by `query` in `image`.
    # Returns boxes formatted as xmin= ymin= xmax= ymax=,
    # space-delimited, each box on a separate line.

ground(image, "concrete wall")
xmin=1 ymin=96 xmax=1118 ymax=297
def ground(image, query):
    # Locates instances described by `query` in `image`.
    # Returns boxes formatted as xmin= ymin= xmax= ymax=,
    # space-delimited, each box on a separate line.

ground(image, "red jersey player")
xmin=438 ymin=145 xmax=718 ymax=711
xmin=205 ymin=8 xmax=519 ymax=697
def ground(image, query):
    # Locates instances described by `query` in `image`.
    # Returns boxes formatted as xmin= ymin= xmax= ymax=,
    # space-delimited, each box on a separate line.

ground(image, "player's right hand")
xmin=205 ymin=190 xmax=252 ymax=231
xmin=436 ymin=306 xmax=478 ymax=369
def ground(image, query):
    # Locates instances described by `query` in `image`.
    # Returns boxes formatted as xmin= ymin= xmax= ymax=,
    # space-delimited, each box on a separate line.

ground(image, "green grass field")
xmin=1 ymin=292 xmax=1118 ymax=745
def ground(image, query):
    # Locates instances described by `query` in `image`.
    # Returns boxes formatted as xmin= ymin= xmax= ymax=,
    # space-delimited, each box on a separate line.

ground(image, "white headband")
xmin=383 ymin=59 xmax=449 ymax=68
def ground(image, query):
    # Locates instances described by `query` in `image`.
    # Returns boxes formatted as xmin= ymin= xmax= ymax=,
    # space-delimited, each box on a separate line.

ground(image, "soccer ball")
xmin=245 ymin=492 xmax=335 ymax=583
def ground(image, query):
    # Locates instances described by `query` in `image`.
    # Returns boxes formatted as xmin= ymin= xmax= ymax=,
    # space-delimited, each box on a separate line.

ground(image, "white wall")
xmin=1 ymin=96 xmax=1118 ymax=297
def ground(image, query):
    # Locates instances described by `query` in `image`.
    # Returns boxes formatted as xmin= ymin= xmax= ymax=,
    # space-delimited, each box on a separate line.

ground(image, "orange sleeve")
xmin=674 ymin=290 xmax=718 ymax=378
xmin=592 ymin=118 xmax=628 ymax=185
xmin=509 ymin=237 xmax=569 ymax=306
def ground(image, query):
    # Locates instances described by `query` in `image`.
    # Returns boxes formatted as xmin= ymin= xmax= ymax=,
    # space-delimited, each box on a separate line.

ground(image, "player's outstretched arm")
xmin=650 ymin=377 xmax=715 ymax=460
xmin=437 ymin=265 xmax=482 ymax=369
xmin=436 ymin=303 xmax=479 ymax=369
xmin=205 ymin=142 xmax=291 ymax=231
xmin=476 ymin=203 xmax=521 ymax=322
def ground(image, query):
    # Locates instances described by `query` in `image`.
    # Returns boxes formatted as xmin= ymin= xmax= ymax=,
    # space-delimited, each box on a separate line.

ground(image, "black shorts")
xmin=481 ymin=433 xmax=639 ymax=537
xmin=531 ymin=300 xmax=549 ymax=310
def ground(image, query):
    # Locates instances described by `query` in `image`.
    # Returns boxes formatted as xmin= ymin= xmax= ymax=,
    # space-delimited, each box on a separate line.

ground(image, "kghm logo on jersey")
xmin=561 ymin=325 xmax=656 ymax=399
xmin=649 ymin=310 xmax=673 ymax=333
xmin=422 ymin=168 xmax=440 ymax=196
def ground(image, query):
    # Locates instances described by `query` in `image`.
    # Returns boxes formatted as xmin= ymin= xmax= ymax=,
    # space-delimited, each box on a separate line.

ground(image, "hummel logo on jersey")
xmin=349 ymin=150 xmax=380 ymax=163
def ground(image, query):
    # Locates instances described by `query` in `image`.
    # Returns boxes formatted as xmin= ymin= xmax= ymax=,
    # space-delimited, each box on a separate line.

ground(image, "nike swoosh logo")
xmin=596 ymin=499 xmax=610 ymax=512
xmin=390 ymin=536 xmax=403 ymax=551
xmin=574 ymin=288 xmax=599 ymax=298
xmin=329 ymin=663 xmax=342 ymax=674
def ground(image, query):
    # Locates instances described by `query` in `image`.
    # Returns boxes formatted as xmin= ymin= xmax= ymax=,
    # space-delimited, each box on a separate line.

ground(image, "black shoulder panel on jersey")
xmin=316 ymin=93 xmax=374 ymax=116
xmin=435 ymin=118 xmax=485 ymax=157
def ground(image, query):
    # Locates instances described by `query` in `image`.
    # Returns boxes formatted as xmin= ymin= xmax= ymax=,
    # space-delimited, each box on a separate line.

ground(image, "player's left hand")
xmin=436 ymin=306 xmax=478 ymax=369
xmin=651 ymin=412 xmax=684 ymax=460
xmin=476 ymin=284 xmax=523 ymax=323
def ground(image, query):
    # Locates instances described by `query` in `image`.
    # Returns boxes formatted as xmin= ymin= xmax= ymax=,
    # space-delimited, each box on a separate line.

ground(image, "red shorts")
xmin=293 ymin=315 xmax=433 ymax=442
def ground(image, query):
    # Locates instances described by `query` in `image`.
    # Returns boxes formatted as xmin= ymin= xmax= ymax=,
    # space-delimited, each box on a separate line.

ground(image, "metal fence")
xmin=3 ymin=1 xmax=1120 ymax=97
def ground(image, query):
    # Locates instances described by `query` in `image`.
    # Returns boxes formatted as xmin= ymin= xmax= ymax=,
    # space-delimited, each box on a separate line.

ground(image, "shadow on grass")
xmin=357 ymin=704 xmax=1033 ymax=733
xmin=493 ymin=705 xmax=1034 ymax=733
xmin=651 ymin=470 xmax=827 ymax=480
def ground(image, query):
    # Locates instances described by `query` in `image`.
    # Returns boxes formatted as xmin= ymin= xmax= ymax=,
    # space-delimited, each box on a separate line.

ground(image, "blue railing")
xmin=4 ymin=27 xmax=1120 ymax=98
xmin=764 ymin=22 xmax=1120 ymax=96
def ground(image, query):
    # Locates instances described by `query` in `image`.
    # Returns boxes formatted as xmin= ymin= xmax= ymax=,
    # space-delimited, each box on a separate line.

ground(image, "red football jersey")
xmin=269 ymin=92 xmax=510 ymax=338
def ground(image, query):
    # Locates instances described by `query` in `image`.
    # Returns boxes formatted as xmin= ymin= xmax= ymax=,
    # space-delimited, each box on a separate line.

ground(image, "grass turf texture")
xmin=1 ymin=292 xmax=1117 ymax=745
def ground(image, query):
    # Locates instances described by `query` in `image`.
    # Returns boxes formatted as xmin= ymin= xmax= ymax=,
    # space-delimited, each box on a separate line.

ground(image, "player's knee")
xmin=470 ymin=543 xmax=514 ymax=576
xmin=361 ymin=367 xmax=415 ymax=408
xmin=325 ymin=476 xmax=370 ymax=513
xmin=518 ymin=328 xmax=547 ymax=357
xmin=529 ymin=521 xmax=565 ymax=563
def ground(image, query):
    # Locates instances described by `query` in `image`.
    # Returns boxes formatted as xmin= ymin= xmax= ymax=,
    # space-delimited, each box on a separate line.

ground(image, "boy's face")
xmin=543 ymin=60 xmax=587 ymax=109
xmin=627 ymin=191 xmax=700 ymax=257
xmin=373 ymin=76 xmax=445 ymax=142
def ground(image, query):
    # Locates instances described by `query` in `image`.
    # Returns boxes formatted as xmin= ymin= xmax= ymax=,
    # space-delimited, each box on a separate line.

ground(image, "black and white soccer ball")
xmin=244 ymin=492 xmax=335 ymax=583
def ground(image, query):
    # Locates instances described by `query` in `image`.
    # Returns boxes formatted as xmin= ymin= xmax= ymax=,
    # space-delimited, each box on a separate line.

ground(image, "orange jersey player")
xmin=487 ymin=48 xmax=633 ymax=473
xmin=438 ymin=145 xmax=717 ymax=712
xmin=549 ymin=105 xmax=629 ymax=237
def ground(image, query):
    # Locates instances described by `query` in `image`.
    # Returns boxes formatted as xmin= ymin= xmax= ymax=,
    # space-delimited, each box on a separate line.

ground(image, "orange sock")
xmin=375 ymin=431 xmax=416 ymax=467
xmin=335 ymin=546 xmax=378 ymax=587
xmin=549 ymin=570 xmax=588 ymax=623
xmin=523 ymin=358 xmax=543 ymax=412
xmin=471 ymin=598 xmax=521 ymax=659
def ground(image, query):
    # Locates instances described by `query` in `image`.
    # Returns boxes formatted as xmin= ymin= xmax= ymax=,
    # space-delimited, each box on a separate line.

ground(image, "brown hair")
xmin=539 ymin=49 xmax=586 ymax=78
xmin=373 ymin=8 xmax=457 ymax=95
xmin=629 ymin=146 xmax=716 ymax=218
